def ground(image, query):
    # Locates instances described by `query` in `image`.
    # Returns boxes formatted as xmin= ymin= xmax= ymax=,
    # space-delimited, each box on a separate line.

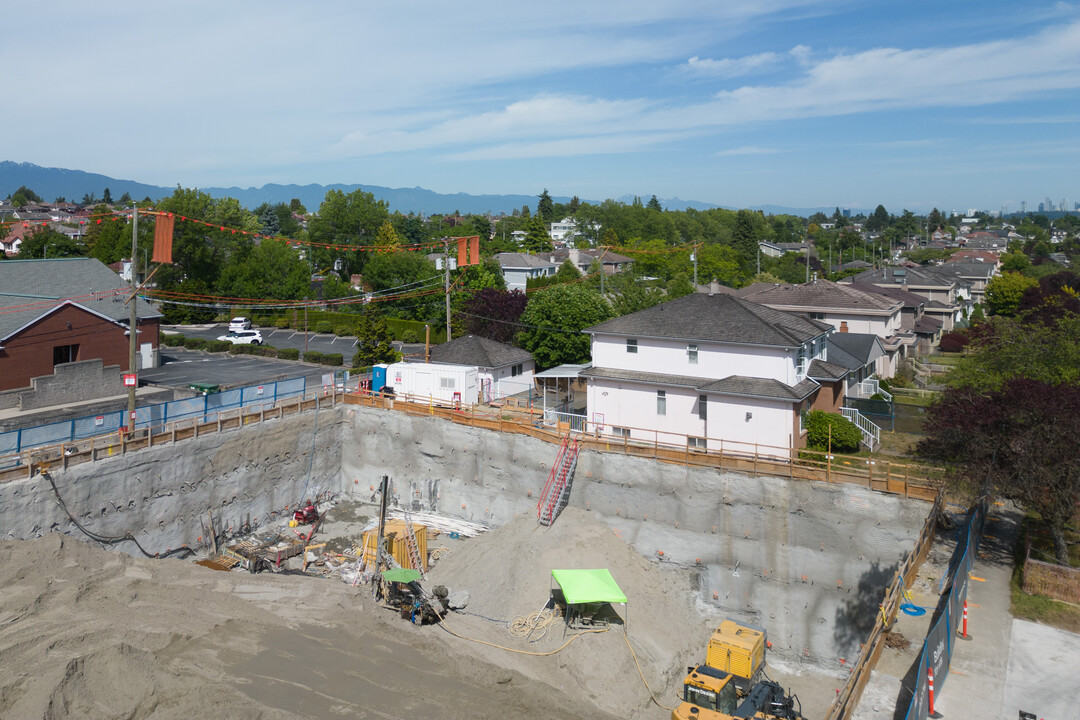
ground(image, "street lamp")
xmin=45 ymin=243 xmax=57 ymax=259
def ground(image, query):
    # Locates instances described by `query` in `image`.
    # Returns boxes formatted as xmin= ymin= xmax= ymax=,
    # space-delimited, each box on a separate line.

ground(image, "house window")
xmin=656 ymin=390 xmax=666 ymax=416
xmin=511 ymin=363 xmax=523 ymax=377
xmin=688 ymin=436 xmax=707 ymax=451
xmin=697 ymin=394 xmax=707 ymax=420
xmin=687 ymin=343 xmax=698 ymax=364
xmin=809 ymin=312 xmax=825 ymax=320
xmin=53 ymin=344 xmax=79 ymax=366
xmin=627 ymin=338 xmax=638 ymax=354
xmin=439 ymin=377 xmax=456 ymax=389
xmin=612 ymin=426 xmax=630 ymax=438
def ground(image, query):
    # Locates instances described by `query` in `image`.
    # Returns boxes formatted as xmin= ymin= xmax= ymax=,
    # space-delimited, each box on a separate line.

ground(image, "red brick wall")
xmin=0 ymin=305 xmax=158 ymax=392
xmin=810 ymin=379 xmax=844 ymax=413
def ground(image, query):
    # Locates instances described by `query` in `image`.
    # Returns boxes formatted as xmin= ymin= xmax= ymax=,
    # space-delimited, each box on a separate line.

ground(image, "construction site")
xmin=0 ymin=393 xmax=937 ymax=719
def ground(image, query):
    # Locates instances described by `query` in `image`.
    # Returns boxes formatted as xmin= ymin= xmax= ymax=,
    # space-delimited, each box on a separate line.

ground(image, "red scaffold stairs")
xmin=537 ymin=434 xmax=580 ymax=526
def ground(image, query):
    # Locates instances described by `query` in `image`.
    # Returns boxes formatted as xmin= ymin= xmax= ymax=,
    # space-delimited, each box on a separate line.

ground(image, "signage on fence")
xmin=592 ymin=412 xmax=605 ymax=432
xmin=257 ymin=386 xmax=264 ymax=395
xmin=94 ymin=416 xmax=104 ymax=426
xmin=123 ymin=374 xmax=137 ymax=387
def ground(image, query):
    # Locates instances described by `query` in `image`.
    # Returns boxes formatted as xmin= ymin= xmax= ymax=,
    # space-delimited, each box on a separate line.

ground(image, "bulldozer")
xmin=671 ymin=665 xmax=803 ymax=720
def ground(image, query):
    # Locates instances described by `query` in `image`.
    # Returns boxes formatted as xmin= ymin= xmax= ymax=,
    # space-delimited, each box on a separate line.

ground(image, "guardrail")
xmin=841 ymin=406 xmax=881 ymax=450
xmin=344 ymin=390 xmax=941 ymax=501
xmin=0 ymin=389 xmax=343 ymax=483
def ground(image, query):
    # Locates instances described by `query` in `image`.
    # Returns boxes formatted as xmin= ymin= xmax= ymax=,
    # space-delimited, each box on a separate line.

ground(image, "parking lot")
xmin=164 ymin=324 xmax=360 ymax=357
xmin=141 ymin=348 xmax=343 ymax=391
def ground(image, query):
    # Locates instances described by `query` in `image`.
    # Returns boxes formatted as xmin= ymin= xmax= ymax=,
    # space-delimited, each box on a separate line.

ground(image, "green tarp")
xmin=382 ymin=568 xmax=421 ymax=583
xmin=551 ymin=568 xmax=627 ymax=605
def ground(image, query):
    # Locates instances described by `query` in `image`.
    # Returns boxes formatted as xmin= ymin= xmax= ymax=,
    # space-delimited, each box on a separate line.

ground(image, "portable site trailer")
xmin=386 ymin=362 xmax=479 ymax=406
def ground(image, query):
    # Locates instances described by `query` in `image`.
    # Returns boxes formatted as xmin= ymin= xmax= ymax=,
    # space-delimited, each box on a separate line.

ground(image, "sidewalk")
xmin=933 ymin=503 xmax=1018 ymax=719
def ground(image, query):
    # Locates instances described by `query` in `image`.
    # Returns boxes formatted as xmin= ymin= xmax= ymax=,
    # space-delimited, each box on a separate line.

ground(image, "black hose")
xmin=41 ymin=471 xmax=194 ymax=559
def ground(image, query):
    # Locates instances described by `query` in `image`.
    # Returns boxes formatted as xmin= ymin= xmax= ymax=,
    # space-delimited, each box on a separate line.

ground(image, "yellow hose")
xmin=623 ymin=628 xmax=678 ymax=712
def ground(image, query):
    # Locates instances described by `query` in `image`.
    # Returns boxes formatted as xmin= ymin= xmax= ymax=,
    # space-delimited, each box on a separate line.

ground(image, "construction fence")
xmin=902 ymin=498 xmax=989 ymax=720
xmin=0 ymin=375 xmax=332 ymax=471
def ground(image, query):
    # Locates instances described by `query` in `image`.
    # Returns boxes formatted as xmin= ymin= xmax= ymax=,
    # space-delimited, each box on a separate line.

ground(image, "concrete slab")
xmin=1000 ymin=618 xmax=1080 ymax=720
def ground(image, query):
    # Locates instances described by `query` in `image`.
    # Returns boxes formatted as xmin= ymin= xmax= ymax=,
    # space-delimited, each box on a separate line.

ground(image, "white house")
xmin=429 ymin=334 xmax=535 ymax=403
xmin=582 ymin=293 xmax=834 ymax=457
xmin=494 ymin=253 xmax=558 ymax=292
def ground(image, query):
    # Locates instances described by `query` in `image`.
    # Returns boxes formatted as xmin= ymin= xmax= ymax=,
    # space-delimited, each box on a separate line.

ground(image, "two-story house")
xmin=841 ymin=266 xmax=963 ymax=331
xmin=581 ymin=293 xmax=834 ymax=457
xmin=494 ymin=253 xmax=558 ymax=292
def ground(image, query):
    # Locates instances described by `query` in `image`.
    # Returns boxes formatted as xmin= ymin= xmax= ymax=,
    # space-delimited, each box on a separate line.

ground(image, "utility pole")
xmin=691 ymin=246 xmax=698 ymax=286
xmin=443 ymin=238 xmax=451 ymax=342
xmin=126 ymin=207 xmax=138 ymax=433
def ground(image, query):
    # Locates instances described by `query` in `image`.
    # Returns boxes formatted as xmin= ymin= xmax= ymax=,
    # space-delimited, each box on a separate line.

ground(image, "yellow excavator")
xmin=671 ymin=620 xmax=803 ymax=720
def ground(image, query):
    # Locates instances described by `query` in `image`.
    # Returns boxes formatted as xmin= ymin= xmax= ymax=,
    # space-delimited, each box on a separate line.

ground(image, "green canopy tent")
xmin=382 ymin=567 xmax=422 ymax=584
xmin=550 ymin=568 xmax=628 ymax=628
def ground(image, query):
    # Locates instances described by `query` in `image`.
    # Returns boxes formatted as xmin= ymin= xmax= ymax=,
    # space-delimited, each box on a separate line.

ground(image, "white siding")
xmin=591 ymin=334 xmax=797 ymax=383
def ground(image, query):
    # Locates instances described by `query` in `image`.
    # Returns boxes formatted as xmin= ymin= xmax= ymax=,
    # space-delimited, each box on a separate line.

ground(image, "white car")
xmin=217 ymin=329 xmax=263 ymax=345
xmin=229 ymin=316 xmax=251 ymax=332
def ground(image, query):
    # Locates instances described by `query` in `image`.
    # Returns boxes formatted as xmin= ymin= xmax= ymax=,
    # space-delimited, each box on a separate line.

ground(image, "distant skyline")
xmin=3 ymin=1 xmax=1077 ymax=213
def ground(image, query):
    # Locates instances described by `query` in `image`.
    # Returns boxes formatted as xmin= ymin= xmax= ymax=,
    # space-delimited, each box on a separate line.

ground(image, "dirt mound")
xmin=0 ymin=533 xmax=618 ymax=720
xmin=425 ymin=507 xmax=709 ymax=719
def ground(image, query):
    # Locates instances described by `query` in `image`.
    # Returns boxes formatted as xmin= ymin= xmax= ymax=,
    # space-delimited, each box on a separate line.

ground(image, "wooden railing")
xmin=0 ymin=389 xmax=343 ymax=483
xmin=343 ymin=390 xmax=942 ymax=501
xmin=823 ymin=492 xmax=943 ymax=720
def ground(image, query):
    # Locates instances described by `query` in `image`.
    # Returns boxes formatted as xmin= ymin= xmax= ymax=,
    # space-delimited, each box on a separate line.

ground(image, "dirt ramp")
xmin=426 ymin=506 xmax=708 ymax=719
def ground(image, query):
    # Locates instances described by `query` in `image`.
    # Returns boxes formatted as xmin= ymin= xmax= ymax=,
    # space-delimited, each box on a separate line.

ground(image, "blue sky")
xmin=4 ymin=1 xmax=1078 ymax=213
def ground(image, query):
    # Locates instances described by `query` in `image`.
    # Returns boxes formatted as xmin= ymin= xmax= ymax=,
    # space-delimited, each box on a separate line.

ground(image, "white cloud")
xmin=680 ymin=53 xmax=782 ymax=78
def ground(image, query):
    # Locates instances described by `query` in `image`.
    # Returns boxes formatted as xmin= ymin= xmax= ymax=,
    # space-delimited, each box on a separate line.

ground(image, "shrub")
xmin=939 ymin=332 xmax=969 ymax=353
xmin=333 ymin=323 xmax=355 ymax=337
xmin=401 ymin=329 xmax=420 ymax=344
xmin=228 ymin=344 xmax=277 ymax=357
xmin=302 ymin=350 xmax=323 ymax=364
xmin=315 ymin=321 xmax=333 ymax=334
xmin=320 ymin=353 xmax=344 ymax=366
xmin=182 ymin=337 xmax=207 ymax=350
xmin=205 ymin=340 xmax=232 ymax=353
xmin=277 ymin=347 xmax=300 ymax=361
xmin=162 ymin=334 xmax=185 ymax=347
xmin=274 ymin=317 xmax=291 ymax=329
xmin=804 ymin=411 xmax=862 ymax=453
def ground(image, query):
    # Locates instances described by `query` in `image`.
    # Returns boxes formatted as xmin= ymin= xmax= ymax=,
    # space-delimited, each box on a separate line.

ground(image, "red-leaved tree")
xmin=462 ymin=288 xmax=528 ymax=345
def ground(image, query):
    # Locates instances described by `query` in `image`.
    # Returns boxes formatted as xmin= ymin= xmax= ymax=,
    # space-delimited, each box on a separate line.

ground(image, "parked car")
xmin=217 ymin=329 xmax=263 ymax=345
xmin=229 ymin=316 xmax=252 ymax=332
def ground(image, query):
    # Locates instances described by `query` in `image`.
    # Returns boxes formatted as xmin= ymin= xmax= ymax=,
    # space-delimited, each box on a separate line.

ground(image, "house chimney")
xmin=839 ymin=321 xmax=849 ymax=333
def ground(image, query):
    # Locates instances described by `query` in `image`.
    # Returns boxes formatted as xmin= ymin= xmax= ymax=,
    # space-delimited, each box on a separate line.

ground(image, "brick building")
xmin=0 ymin=258 xmax=161 ymax=392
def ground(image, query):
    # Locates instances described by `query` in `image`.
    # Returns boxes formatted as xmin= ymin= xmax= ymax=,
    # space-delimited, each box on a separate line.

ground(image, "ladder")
xmin=537 ymin=435 xmax=580 ymax=526
xmin=402 ymin=508 xmax=424 ymax=577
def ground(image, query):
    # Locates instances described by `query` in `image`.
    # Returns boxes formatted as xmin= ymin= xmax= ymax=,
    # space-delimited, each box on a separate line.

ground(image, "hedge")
xmin=162 ymin=334 xmax=185 ymax=347
xmin=315 ymin=321 xmax=333 ymax=334
xmin=277 ymin=347 xmax=300 ymax=360
xmin=273 ymin=317 xmax=291 ymax=329
xmin=256 ymin=311 xmax=445 ymax=343
xmin=205 ymin=340 xmax=232 ymax=353
xmin=227 ymin=344 xmax=278 ymax=357
xmin=182 ymin=337 xmax=207 ymax=350
xmin=301 ymin=351 xmax=344 ymax=366
xmin=804 ymin=411 xmax=862 ymax=453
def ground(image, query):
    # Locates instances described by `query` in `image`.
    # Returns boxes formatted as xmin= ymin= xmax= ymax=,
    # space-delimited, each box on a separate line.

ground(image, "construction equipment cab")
xmin=707 ymin=620 xmax=767 ymax=694
xmin=671 ymin=667 xmax=804 ymax=720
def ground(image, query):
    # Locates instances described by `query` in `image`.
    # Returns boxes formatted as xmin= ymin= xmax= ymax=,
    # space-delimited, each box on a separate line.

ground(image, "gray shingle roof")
xmin=845 ymin=265 xmax=957 ymax=289
xmin=585 ymin=293 xmax=831 ymax=347
xmin=847 ymin=281 xmax=926 ymax=309
xmin=495 ymin=253 xmax=558 ymax=269
xmin=807 ymin=358 xmax=849 ymax=381
xmin=734 ymin=279 xmax=901 ymax=314
xmin=579 ymin=366 xmax=820 ymax=402
xmin=827 ymin=333 xmax=884 ymax=370
xmin=429 ymin=335 xmax=532 ymax=369
xmin=0 ymin=258 xmax=161 ymax=341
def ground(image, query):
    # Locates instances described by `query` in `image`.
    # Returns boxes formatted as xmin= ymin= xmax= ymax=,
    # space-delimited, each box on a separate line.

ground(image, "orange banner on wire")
xmin=152 ymin=213 xmax=174 ymax=264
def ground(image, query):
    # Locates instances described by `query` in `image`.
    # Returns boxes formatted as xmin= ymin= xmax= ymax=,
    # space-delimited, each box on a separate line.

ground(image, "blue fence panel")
xmin=20 ymin=419 xmax=73 ymax=448
xmin=206 ymin=389 xmax=243 ymax=422
xmin=0 ymin=429 xmax=19 ymax=456
xmin=904 ymin=645 xmax=929 ymax=720
xmin=167 ymin=396 xmax=207 ymax=424
xmin=277 ymin=377 xmax=306 ymax=399
xmin=240 ymin=384 xmax=275 ymax=412
xmin=141 ymin=401 xmax=168 ymax=431
xmin=73 ymin=411 xmax=123 ymax=439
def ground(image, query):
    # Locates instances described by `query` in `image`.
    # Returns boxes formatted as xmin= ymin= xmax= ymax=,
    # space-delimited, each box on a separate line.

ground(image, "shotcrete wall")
xmin=0 ymin=407 xmax=344 ymax=554
xmin=342 ymin=405 xmax=927 ymax=662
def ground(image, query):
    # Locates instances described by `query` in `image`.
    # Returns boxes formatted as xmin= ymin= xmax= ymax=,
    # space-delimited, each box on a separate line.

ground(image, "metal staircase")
xmin=841 ymin=407 xmax=881 ymax=451
xmin=537 ymin=435 xmax=580 ymax=526
xmin=402 ymin=508 xmax=424 ymax=577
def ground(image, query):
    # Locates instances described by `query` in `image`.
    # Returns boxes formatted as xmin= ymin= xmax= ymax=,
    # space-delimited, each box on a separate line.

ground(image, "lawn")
xmin=1011 ymin=511 xmax=1080 ymax=633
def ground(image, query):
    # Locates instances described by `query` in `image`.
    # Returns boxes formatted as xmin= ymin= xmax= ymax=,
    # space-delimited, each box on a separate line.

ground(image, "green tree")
xmin=984 ymin=272 xmax=1038 ymax=317
xmin=521 ymin=214 xmax=553 ymax=253
xmin=999 ymin=250 xmax=1030 ymax=273
xmin=731 ymin=209 xmax=760 ymax=258
xmin=927 ymin=207 xmax=943 ymax=230
xmin=102 ymin=187 xmax=113 ymax=204
xmin=216 ymin=238 xmax=312 ymax=300
xmin=308 ymin=188 xmax=389 ymax=276
xmin=374 ymin=220 xmax=401 ymax=251
xmin=20 ymin=226 xmax=86 ymax=258
xmin=537 ymin=189 xmax=554 ymax=221
xmin=646 ymin=195 xmax=663 ymax=212
xmin=554 ymin=259 xmax=581 ymax=283
xmin=568 ymin=196 xmax=580 ymax=214
xmin=353 ymin=309 xmax=399 ymax=367
xmin=944 ymin=313 xmax=1080 ymax=390
xmin=518 ymin=283 xmax=613 ymax=368
xmin=866 ymin=204 xmax=890 ymax=232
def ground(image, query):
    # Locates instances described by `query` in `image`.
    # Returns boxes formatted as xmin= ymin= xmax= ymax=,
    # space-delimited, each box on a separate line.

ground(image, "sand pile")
xmin=425 ymin=506 xmax=710 ymax=719
xmin=0 ymin=533 xmax=619 ymax=720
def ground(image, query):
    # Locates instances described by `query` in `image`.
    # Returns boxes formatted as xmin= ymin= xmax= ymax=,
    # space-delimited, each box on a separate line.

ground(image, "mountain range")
xmin=0 ymin=161 xmax=852 ymax=217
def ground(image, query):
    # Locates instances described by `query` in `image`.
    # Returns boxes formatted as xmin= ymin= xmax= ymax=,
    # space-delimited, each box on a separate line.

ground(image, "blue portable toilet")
xmin=372 ymin=364 xmax=389 ymax=393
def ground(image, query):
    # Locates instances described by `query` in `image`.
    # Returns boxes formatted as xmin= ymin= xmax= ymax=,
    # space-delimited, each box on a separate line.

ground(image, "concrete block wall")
xmin=0 ymin=407 xmax=344 ymax=554
xmin=341 ymin=405 xmax=927 ymax=662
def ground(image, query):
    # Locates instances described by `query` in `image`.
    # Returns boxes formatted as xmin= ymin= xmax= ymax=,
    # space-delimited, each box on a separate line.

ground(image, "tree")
xmin=866 ymin=204 xmax=890 ymax=232
xmin=374 ymin=220 xmax=402 ymax=251
xmin=537 ymin=189 xmax=554 ymax=221
xmin=10 ymin=186 xmax=42 ymax=207
xmin=554 ymin=259 xmax=581 ymax=283
xmin=463 ymin=288 xmax=528 ymax=344
xmin=984 ymin=272 xmax=1038 ymax=317
xmin=731 ymin=209 xmax=760 ymax=258
xmin=118 ymin=191 xmax=132 ymax=205
xmin=568 ymin=196 xmax=580 ymax=214
xmin=927 ymin=207 xmax=943 ymax=230
xmin=999 ymin=250 xmax=1030 ymax=273
xmin=307 ymin=188 xmax=389 ymax=276
xmin=353 ymin=309 xmax=399 ymax=367
xmin=646 ymin=195 xmax=663 ymax=212
xmin=919 ymin=378 xmax=1080 ymax=565
xmin=102 ymin=188 xmax=113 ymax=204
xmin=518 ymin=283 xmax=613 ymax=368
xmin=521 ymin=215 xmax=552 ymax=253
xmin=216 ymin=238 xmax=312 ymax=300
xmin=20 ymin=226 xmax=86 ymax=258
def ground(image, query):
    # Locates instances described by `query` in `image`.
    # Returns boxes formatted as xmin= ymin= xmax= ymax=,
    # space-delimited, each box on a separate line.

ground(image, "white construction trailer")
xmin=385 ymin=362 xmax=479 ymax=406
